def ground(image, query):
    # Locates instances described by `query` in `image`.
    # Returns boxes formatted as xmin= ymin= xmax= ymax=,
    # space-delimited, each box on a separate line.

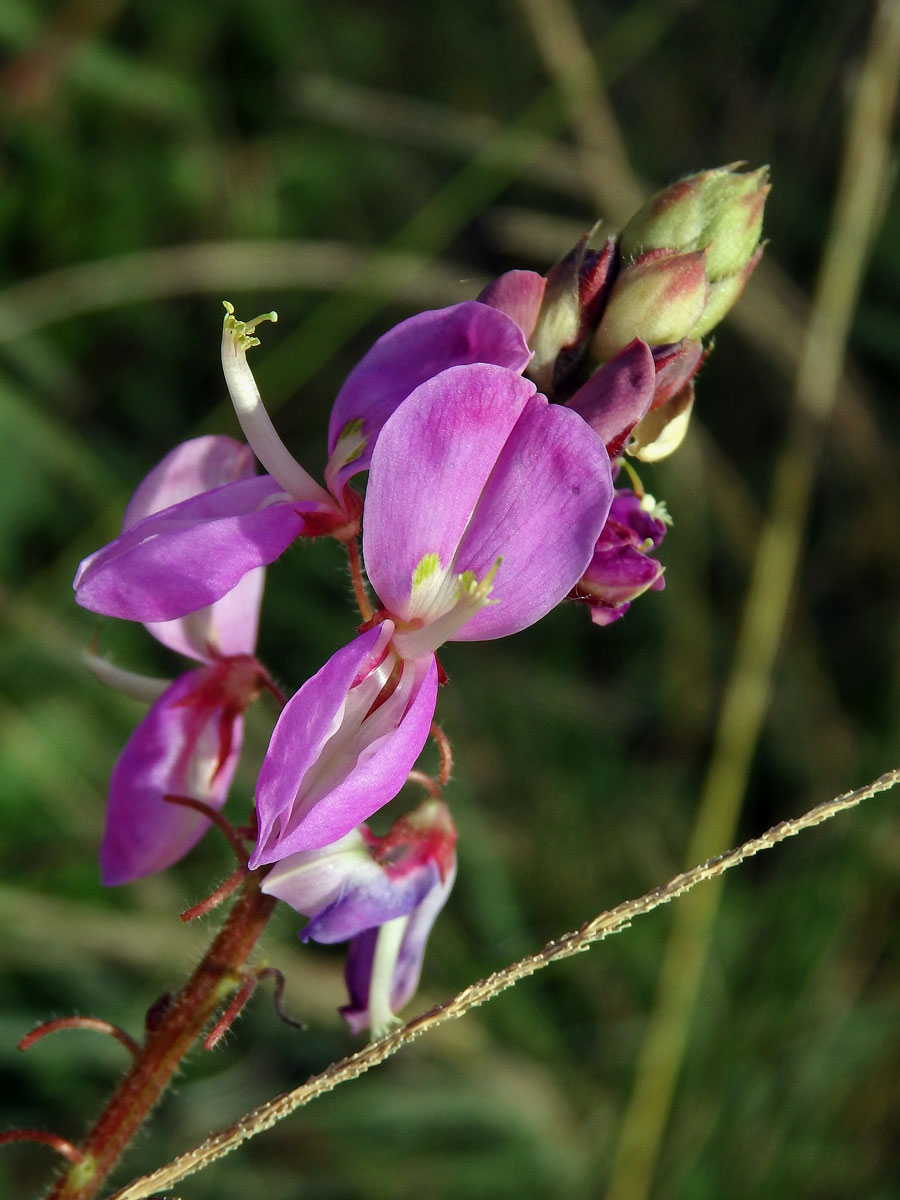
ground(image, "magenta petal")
xmin=326 ymin=301 xmax=531 ymax=492
xmin=75 ymin=476 xmax=307 ymax=622
xmin=123 ymin=435 xmax=256 ymax=528
xmin=566 ymin=339 xmax=656 ymax=455
xmin=100 ymin=669 xmax=242 ymax=885
xmin=364 ymin=364 xmax=538 ymax=616
xmin=364 ymin=363 xmax=613 ymax=641
xmin=477 ymin=270 xmax=547 ymax=341
xmin=458 ymin=393 xmax=614 ymax=638
xmin=121 ymin=436 xmax=264 ymax=659
xmin=250 ymin=627 xmax=438 ymax=865
xmin=143 ymin=570 xmax=265 ymax=662
xmin=453 ymin=398 xmax=614 ymax=639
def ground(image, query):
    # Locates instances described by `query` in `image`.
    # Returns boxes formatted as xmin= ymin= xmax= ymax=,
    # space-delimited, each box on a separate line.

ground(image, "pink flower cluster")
xmin=74 ymin=168 xmax=766 ymax=1034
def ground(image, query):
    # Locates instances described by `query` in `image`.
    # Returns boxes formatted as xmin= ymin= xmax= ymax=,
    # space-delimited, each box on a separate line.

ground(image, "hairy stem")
xmin=109 ymin=767 xmax=899 ymax=1200
xmin=346 ymin=537 xmax=374 ymax=621
xmin=44 ymin=874 xmax=275 ymax=1200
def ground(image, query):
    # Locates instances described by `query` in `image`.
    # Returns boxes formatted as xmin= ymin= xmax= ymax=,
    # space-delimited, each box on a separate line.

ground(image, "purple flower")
xmin=94 ymin=438 xmax=277 ymax=884
xmin=261 ymin=799 xmax=457 ymax=1037
xmin=573 ymin=488 xmax=670 ymax=626
xmin=102 ymin=652 xmax=273 ymax=884
xmin=326 ymin=300 xmax=531 ymax=495
xmin=74 ymin=301 xmax=530 ymax=625
xmin=251 ymin=621 xmax=438 ymax=865
xmin=251 ymin=362 xmax=614 ymax=864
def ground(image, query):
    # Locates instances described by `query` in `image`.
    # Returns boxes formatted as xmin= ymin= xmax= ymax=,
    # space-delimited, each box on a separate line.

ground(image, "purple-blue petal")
xmin=341 ymin=862 xmax=456 ymax=1035
xmin=301 ymin=861 xmax=439 ymax=945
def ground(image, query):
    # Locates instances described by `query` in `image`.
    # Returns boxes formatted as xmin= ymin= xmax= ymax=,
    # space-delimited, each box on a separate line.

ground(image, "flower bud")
xmin=611 ymin=165 xmax=769 ymax=347
xmin=619 ymin=165 xmax=769 ymax=284
xmin=592 ymin=249 xmax=710 ymax=362
xmin=529 ymin=229 xmax=615 ymax=394
xmin=628 ymin=381 xmax=695 ymax=462
xmin=687 ymin=244 xmax=764 ymax=339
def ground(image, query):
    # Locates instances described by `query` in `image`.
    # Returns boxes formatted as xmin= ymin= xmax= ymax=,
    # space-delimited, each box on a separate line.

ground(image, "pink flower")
xmin=74 ymin=302 xmax=529 ymax=624
xmin=94 ymin=437 xmax=277 ymax=884
xmin=573 ymin=488 xmax=669 ymax=626
xmin=251 ymin=362 xmax=614 ymax=865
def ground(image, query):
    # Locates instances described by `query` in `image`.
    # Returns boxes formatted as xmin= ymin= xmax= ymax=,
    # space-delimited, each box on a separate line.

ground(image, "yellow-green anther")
xmin=412 ymin=552 xmax=441 ymax=589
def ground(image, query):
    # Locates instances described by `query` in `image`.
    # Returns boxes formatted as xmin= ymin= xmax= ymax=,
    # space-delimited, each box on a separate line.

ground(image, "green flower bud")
xmin=687 ymin=244 xmax=764 ymax=339
xmin=613 ymin=165 xmax=769 ymax=346
xmin=620 ymin=165 xmax=769 ymax=281
xmin=592 ymin=249 xmax=709 ymax=362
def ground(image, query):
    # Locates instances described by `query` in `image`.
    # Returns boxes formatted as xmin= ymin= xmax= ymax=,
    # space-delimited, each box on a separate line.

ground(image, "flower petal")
xmin=120 ymin=436 xmax=264 ymax=658
xmin=363 ymin=364 xmax=537 ymax=618
xmin=326 ymin=301 xmax=531 ymax=494
xmin=565 ymin=339 xmax=656 ymax=457
xmin=75 ymin=476 xmax=308 ymax=623
xmin=364 ymin=363 xmax=614 ymax=642
xmin=250 ymin=625 xmax=438 ymax=865
xmin=341 ymin=860 xmax=456 ymax=1035
xmin=123 ymin=435 xmax=256 ymax=528
xmin=262 ymin=837 xmax=439 ymax=944
xmin=100 ymin=669 xmax=242 ymax=885
xmin=477 ymin=270 xmax=547 ymax=341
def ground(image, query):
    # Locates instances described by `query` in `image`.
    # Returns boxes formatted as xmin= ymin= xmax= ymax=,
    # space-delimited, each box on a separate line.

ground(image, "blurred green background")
xmin=2 ymin=0 xmax=899 ymax=1197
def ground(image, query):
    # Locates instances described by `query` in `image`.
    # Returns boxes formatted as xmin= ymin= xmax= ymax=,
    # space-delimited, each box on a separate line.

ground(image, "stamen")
xmin=221 ymin=302 xmax=334 ymax=506
xmin=394 ymin=558 xmax=500 ymax=659
xmin=620 ymin=457 xmax=645 ymax=497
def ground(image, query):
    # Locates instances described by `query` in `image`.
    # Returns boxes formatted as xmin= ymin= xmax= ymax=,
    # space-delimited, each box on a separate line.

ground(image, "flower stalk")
xmin=43 ymin=874 xmax=276 ymax=1200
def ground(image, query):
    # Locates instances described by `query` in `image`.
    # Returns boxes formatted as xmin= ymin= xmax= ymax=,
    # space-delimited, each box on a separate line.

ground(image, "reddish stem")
xmin=0 ymin=1129 xmax=83 ymax=1165
xmin=163 ymin=794 xmax=249 ymax=863
xmin=181 ymin=866 xmax=248 ymax=922
xmin=43 ymin=874 xmax=276 ymax=1200
xmin=19 ymin=1017 xmax=140 ymax=1059
xmin=346 ymin=537 xmax=374 ymax=621
xmin=203 ymin=974 xmax=257 ymax=1050
xmin=407 ymin=769 xmax=442 ymax=799
xmin=430 ymin=721 xmax=453 ymax=784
